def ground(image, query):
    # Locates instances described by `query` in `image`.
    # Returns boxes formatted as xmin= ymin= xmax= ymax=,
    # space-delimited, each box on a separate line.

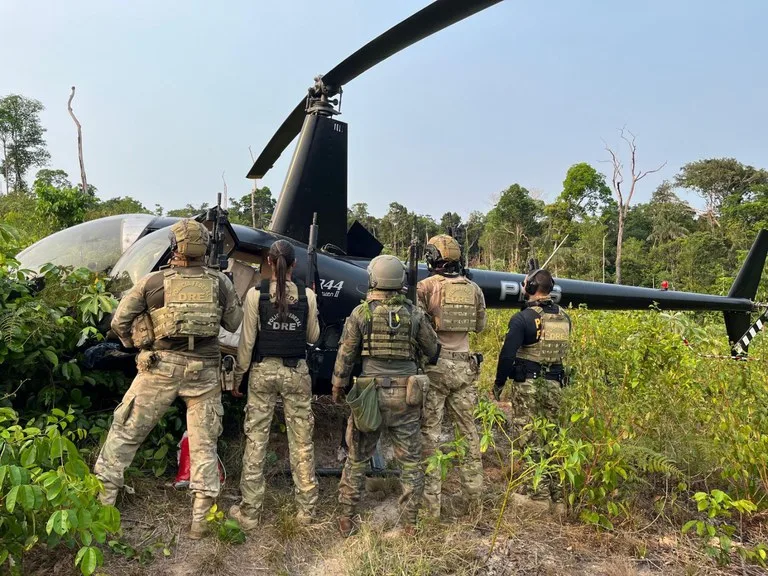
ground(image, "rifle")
xmin=449 ymin=224 xmax=472 ymax=280
xmin=206 ymin=193 xmax=230 ymax=275
xmin=307 ymin=212 xmax=321 ymax=295
xmin=407 ymin=220 xmax=418 ymax=304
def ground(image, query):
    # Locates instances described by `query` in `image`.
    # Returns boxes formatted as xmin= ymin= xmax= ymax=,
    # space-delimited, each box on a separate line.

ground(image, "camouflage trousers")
xmin=338 ymin=383 xmax=423 ymax=525
xmin=239 ymin=358 xmax=318 ymax=519
xmin=94 ymin=350 xmax=224 ymax=501
xmin=422 ymin=356 xmax=483 ymax=518
xmin=511 ymin=377 xmax=563 ymax=501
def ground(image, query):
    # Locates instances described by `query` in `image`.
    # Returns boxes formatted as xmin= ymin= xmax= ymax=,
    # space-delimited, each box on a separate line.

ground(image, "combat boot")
xmin=229 ymin=505 xmax=260 ymax=531
xmin=337 ymin=516 xmax=357 ymax=538
xmin=188 ymin=496 xmax=214 ymax=540
xmin=98 ymin=480 xmax=120 ymax=506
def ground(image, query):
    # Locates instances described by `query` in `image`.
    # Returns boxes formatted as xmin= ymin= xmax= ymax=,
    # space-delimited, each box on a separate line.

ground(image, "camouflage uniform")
xmin=417 ymin=273 xmax=487 ymax=518
xmin=231 ymin=280 xmax=320 ymax=522
xmin=333 ymin=290 xmax=440 ymax=526
xmin=95 ymin=252 xmax=242 ymax=508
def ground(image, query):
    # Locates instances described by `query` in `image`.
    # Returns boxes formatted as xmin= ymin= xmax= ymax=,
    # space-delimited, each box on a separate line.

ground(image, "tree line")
xmin=3 ymin=93 xmax=768 ymax=295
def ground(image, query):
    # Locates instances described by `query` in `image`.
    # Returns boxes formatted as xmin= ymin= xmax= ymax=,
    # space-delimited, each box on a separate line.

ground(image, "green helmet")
xmin=367 ymin=255 xmax=406 ymax=290
xmin=168 ymin=219 xmax=209 ymax=258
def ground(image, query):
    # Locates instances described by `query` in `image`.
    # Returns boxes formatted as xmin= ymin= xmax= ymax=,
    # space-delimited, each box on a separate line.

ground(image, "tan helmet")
xmin=425 ymin=234 xmax=461 ymax=269
xmin=367 ymin=255 xmax=406 ymax=290
xmin=168 ymin=219 xmax=210 ymax=258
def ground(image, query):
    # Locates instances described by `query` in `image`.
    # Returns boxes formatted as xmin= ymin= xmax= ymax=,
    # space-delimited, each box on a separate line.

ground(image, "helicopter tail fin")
xmin=724 ymin=229 xmax=768 ymax=352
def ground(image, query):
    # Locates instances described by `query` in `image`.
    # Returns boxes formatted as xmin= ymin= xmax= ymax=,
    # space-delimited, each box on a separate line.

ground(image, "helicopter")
xmin=16 ymin=0 xmax=768 ymax=397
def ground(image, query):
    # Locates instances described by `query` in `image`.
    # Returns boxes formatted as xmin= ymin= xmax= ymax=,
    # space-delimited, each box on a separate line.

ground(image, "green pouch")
xmin=346 ymin=377 xmax=381 ymax=432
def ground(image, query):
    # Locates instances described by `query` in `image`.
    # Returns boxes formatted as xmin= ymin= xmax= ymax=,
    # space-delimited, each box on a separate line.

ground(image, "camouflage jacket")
xmin=331 ymin=290 xmax=440 ymax=389
xmin=111 ymin=265 xmax=242 ymax=357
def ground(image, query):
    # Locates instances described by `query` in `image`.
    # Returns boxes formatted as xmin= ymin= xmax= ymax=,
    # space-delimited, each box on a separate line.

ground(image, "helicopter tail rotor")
xmin=724 ymin=229 xmax=768 ymax=353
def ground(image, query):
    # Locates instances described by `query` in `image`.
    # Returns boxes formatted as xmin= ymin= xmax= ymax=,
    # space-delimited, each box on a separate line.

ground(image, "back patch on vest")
xmin=443 ymin=282 xmax=474 ymax=305
xmin=265 ymin=311 xmax=304 ymax=332
xmin=166 ymin=277 xmax=216 ymax=304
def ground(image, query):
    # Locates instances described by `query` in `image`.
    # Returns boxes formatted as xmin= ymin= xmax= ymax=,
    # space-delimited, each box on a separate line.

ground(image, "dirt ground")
xmin=24 ymin=400 xmax=764 ymax=576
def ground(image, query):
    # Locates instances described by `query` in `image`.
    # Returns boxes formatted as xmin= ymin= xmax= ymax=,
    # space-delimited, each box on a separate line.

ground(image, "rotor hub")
xmin=306 ymin=75 xmax=342 ymax=117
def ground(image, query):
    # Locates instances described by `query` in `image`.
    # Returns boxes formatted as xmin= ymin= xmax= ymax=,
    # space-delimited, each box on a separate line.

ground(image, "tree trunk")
xmin=615 ymin=208 xmax=625 ymax=284
xmin=1 ymin=140 xmax=7 ymax=194
xmin=67 ymin=87 xmax=88 ymax=194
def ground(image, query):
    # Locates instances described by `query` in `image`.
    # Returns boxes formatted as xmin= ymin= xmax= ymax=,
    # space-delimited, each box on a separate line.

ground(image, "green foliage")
xmin=476 ymin=308 xmax=768 ymax=569
xmin=34 ymin=169 xmax=99 ymax=231
xmin=560 ymin=162 xmax=613 ymax=219
xmin=482 ymin=184 xmax=543 ymax=272
xmin=229 ymin=187 xmax=275 ymax=228
xmin=166 ymin=202 xmax=209 ymax=218
xmin=206 ymin=503 xmax=246 ymax=544
xmin=675 ymin=157 xmax=768 ymax=219
xmin=0 ymin=407 xmax=121 ymax=575
xmin=84 ymin=196 xmax=151 ymax=221
xmin=424 ymin=432 xmax=468 ymax=482
xmin=0 ymin=94 xmax=50 ymax=193
xmin=682 ymin=491 xmax=763 ymax=567
xmin=0 ymin=245 xmax=192 ymax=572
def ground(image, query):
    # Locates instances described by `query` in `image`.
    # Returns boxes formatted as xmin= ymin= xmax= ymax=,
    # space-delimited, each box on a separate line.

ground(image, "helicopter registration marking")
xmin=499 ymin=281 xmax=562 ymax=303
xmin=320 ymin=279 xmax=344 ymax=298
xmin=499 ymin=281 xmax=521 ymax=301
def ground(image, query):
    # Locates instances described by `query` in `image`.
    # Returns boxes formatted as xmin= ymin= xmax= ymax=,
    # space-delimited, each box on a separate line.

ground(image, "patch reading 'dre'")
xmin=166 ymin=278 xmax=215 ymax=303
xmin=267 ymin=312 xmax=303 ymax=331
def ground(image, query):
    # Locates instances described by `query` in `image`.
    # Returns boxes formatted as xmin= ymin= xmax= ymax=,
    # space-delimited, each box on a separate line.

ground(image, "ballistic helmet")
xmin=425 ymin=234 xmax=461 ymax=270
xmin=168 ymin=219 xmax=209 ymax=258
xmin=367 ymin=255 xmax=406 ymax=290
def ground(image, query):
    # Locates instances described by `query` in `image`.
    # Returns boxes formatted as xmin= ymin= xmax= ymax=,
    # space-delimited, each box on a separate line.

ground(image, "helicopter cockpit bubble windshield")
xmin=16 ymin=214 xmax=155 ymax=274
xmin=110 ymin=226 xmax=172 ymax=295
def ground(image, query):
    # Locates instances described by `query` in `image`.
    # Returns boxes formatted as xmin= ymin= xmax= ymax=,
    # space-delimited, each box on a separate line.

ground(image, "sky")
xmin=3 ymin=0 xmax=767 ymax=221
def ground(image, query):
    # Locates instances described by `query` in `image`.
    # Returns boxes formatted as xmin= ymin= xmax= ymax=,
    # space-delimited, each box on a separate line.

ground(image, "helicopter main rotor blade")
xmin=247 ymin=0 xmax=503 ymax=179
xmin=247 ymin=100 xmax=306 ymax=179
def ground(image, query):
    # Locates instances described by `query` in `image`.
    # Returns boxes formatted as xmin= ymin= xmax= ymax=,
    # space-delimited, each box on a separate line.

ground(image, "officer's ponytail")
xmin=269 ymin=240 xmax=296 ymax=320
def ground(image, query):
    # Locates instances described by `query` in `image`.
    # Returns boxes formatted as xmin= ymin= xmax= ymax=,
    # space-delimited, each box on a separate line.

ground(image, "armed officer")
xmin=417 ymin=235 xmax=487 ymax=519
xmin=493 ymin=267 xmax=570 ymax=502
xmin=95 ymin=219 xmax=242 ymax=539
xmin=229 ymin=239 xmax=320 ymax=529
xmin=332 ymin=255 xmax=440 ymax=537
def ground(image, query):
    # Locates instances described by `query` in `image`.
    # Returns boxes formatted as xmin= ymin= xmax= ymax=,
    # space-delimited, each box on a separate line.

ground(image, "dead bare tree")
xmin=604 ymin=128 xmax=666 ymax=284
xmin=221 ymin=171 xmax=228 ymax=209
xmin=67 ymin=86 xmax=88 ymax=194
xmin=248 ymin=146 xmax=257 ymax=228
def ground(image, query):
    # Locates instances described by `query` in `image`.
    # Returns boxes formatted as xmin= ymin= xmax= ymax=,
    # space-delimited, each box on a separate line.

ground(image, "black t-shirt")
xmin=494 ymin=299 xmax=569 ymax=387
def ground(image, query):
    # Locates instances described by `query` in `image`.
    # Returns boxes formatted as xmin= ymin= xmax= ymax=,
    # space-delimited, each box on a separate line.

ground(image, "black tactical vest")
xmin=254 ymin=279 xmax=309 ymax=361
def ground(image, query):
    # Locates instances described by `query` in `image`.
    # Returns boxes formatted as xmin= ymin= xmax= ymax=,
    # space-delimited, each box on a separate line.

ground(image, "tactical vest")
xmin=432 ymin=275 xmax=478 ymax=332
xmin=149 ymin=268 xmax=222 ymax=350
xmin=516 ymin=306 xmax=570 ymax=365
xmin=254 ymin=280 xmax=308 ymax=360
xmin=362 ymin=301 xmax=417 ymax=360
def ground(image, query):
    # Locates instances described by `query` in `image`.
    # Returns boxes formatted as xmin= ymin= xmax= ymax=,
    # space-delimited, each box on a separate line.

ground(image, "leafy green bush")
xmin=0 ymin=251 xmax=186 ymax=571
xmin=0 ymin=406 xmax=121 ymax=575
xmin=475 ymin=307 xmax=768 ymax=568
